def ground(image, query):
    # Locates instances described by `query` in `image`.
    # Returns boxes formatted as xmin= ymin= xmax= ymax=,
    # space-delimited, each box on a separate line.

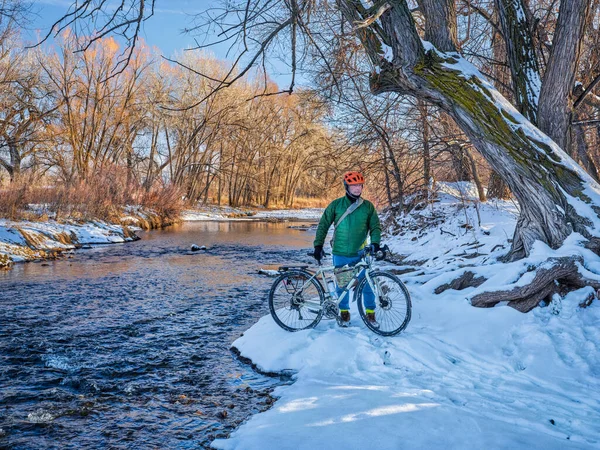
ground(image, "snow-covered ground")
xmin=0 ymin=219 xmax=138 ymax=268
xmin=213 ymin=183 xmax=600 ymax=449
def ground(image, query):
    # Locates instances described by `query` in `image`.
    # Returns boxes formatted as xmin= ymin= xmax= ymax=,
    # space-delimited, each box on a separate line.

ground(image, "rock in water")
xmin=191 ymin=244 xmax=207 ymax=252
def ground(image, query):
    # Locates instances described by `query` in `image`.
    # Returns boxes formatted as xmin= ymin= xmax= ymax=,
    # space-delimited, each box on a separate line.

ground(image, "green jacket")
xmin=314 ymin=196 xmax=381 ymax=257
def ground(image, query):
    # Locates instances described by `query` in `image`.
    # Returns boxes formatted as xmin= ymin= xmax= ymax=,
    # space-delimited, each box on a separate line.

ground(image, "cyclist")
xmin=312 ymin=171 xmax=382 ymax=327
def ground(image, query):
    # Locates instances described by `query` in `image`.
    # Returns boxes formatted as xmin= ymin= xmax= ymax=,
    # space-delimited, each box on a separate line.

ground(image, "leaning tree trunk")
xmin=338 ymin=0 xmax=600 ymax=261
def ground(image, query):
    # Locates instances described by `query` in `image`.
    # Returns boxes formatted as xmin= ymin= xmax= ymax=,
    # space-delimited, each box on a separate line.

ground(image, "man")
xmin=313 ymin=171 xmax=382 ymax=326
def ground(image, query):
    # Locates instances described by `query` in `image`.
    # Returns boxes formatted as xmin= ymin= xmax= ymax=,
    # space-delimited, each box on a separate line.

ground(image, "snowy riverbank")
xmin=213 ymin=183 xmax=600 ymax=449
xmin=0 ymin=219 xmax=138 ymax=269
xmin=181 ymin=206 xmax=323 ymax=222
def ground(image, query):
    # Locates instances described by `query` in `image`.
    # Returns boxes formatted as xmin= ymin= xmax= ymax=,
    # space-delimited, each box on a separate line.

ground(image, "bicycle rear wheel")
xmin=268 ymin=269 xmax=324 ymax=332
xmin=355 ymin=271 xmax=411 ymax=336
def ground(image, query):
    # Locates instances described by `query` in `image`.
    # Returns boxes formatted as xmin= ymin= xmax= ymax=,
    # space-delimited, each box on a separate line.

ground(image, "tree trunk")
xmin=537 ymin=0 xmax=591 ymax=150
xmin=417 ymin=0 xmax=457 ymax=52
xmin=487 ymin=172 xmax=511 ymax=199
xmin=7 ymin=139 xmax=22 ymax=183
xmin=0 ymin=157 xmax=13 ymax=181
xmin=465 ymin=148 xmax=487 ymax=202
xmin=339 ymin=0 xmax=600 ymax=260
xmin=487 ymin=7 xmax=514 ymax=202
xmin=388 ymin=147 xmax=404 ymax=207
xmin=574 ymin=123 xmax=600 ymax=182
xmin=382 ymin=147 xmax=393 ymax=206
xmin=495 ymin=0 xmax=541 ymax=123
xmin=144 ymin=126 xmax=159 ymax=191
xmin=419 ymin=101 xmax=432 ymax=190
xmin=449 ymin=144 xmax=471 ymax=182
xmin=572 ymin=83 xmax=600 ymax=182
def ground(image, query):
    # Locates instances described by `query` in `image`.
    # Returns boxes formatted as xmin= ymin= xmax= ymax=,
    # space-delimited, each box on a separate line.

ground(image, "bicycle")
xmin=268 ymin=245 xmax=412 ymax=336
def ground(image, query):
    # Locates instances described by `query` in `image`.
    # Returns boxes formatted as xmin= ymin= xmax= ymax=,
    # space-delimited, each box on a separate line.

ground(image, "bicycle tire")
xmin=355 ymin=271 xmax=411 ymax=336
xmin=268 ymin=269 xmax=325 ymax=332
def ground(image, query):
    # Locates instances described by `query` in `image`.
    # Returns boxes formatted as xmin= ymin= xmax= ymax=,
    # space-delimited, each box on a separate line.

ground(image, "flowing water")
xmin=0 ymin=221 xmax=316 ymax=449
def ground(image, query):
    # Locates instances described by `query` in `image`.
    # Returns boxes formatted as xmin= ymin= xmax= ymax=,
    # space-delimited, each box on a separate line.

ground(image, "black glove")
xmin=313 ymin=245 xmax=325 ymax=263
xmin=371 ymin=243 xmax=386 ymax=260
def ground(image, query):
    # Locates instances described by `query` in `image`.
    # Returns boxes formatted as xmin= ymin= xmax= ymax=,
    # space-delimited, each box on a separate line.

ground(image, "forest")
xmin=0 ymin=1 xmax=595 ymax=225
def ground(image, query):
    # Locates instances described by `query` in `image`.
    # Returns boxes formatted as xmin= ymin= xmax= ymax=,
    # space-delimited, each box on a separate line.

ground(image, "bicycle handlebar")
xmin=307 ymin=244 xmax=390 ymax=261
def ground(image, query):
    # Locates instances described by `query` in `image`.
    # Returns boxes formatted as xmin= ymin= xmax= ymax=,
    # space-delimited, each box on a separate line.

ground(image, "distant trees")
xmin=0 ymin=32 xmax=349 ymax=207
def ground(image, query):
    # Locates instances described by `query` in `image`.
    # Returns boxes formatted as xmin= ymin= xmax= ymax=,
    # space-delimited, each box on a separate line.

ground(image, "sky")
xmin=26 ymin=1 xmax=210 ymax=55
xmin=24 ymin=0 xmax=299 ymax=88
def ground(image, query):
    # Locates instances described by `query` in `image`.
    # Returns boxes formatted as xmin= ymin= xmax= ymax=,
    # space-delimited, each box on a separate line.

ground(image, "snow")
xmin=381 ymin=43 xmax=394 ymax=63
xmin=182 ymin=206 xmax=323 ymax=222
xmin=212 ymin=183 xmax=600 ymax=449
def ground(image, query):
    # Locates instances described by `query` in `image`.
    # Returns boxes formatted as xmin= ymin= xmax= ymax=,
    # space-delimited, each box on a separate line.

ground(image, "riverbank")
xmin=181 ymin=205 xmax=323 ymax=222
xmin=1 ymin=220 xmax=309 ymax=448
xmin=0 ymin=206 xmax=181 ymax=269
xmin=0 ymin=219 xmax=139 ymax=269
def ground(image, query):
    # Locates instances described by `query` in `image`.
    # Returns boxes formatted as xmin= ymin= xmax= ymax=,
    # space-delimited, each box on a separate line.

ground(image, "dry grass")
xmin=0 ymin=182 xmax=29 ymax=220
xmin=139 ymin=184 xmax=186 ymax=222
xmin=289 ymin=197 xmax=331 ymax=209
xmin=264 ymin=196 xmax=331 ymax=209
xmin=0 ymin=169 xmax=187 ymax=227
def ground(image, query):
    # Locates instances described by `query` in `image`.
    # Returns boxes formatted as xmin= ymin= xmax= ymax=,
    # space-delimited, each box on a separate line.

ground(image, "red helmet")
xmin=343 ymin=171 xmax=365 ymax=185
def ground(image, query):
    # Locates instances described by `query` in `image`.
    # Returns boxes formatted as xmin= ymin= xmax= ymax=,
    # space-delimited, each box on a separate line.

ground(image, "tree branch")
xmin=574 ymin=73 xmax=600 ymax=110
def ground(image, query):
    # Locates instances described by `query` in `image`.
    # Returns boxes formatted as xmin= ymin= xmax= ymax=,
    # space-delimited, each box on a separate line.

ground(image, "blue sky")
xmin=25 ymin=0 xmax=300 ymax=88
xmin=27 ymin=1 xmax=218 ymax=57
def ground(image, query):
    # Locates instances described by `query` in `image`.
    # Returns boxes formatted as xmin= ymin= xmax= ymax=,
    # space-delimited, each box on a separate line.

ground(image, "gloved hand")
xmin=371 ymin=243 xmax=386 ymax=260
xmin=313 ymin=245 xmax=325 ymax=263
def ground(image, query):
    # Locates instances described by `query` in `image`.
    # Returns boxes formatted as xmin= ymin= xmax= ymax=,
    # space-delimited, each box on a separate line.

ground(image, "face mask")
xmin=344 ymin=182 xmax=362 ymax=199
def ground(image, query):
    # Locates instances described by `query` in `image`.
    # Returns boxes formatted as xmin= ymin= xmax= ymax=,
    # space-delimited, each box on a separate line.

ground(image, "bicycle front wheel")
xmin=355 ymin=271 xmax=412 ymax=336
xmin=268 ymin=269 xmax=325 ymax=332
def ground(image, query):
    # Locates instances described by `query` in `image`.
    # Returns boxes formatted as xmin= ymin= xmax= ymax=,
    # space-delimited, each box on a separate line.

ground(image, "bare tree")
xmin=0 ymin=42 xmax=56 ymax=181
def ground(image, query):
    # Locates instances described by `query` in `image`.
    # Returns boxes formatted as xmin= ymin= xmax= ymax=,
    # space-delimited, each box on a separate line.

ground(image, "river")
xmin=0 ymin=221 xmax=316 ymax=449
